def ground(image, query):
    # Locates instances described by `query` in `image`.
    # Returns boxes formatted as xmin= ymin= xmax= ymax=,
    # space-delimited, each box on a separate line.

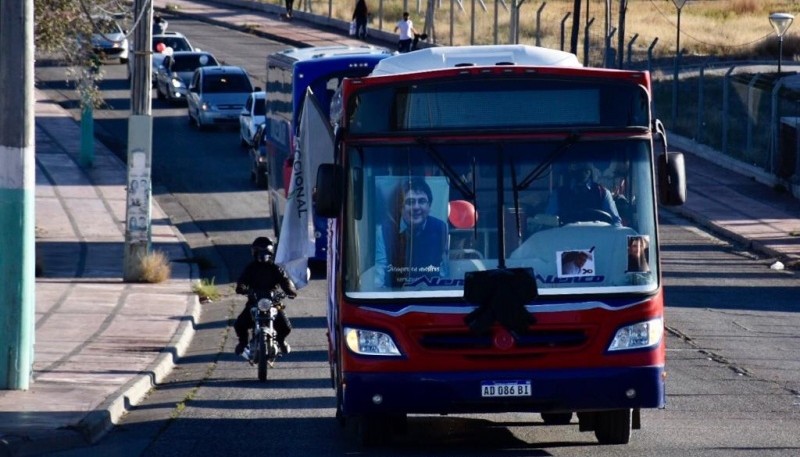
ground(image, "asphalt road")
xmin=35 ymin=16 xmax=800 ymax=457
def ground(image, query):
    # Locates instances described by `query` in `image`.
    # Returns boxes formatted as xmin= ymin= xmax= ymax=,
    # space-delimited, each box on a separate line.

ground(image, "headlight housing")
xmin=257 ymin=298 xmax=272 ymax=312
xmin=608 ymin=317 xmax=663 ymax=351
xmin=344 ymin=327 xmax=401 ymax=356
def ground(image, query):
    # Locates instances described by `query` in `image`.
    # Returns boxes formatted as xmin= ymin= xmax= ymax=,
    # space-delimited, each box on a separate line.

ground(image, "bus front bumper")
xmin=340 ymin=366 xmax=665 ymax=416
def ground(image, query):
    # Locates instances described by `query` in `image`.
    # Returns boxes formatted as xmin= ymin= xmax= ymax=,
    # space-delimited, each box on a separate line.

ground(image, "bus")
xmin=263 ymin=45 xmax=391 ymax=261
xmin=314 ymin=45 xmax=686 ymax=445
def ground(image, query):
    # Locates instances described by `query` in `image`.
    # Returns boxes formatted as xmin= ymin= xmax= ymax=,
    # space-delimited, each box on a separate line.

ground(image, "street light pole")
xmin=670 ymin=0 xmax=687 ymax=125
xmin=770 ymin=13 xmax=794 ymax=75
xmin=672 ymin=0 xmax=686 ymax=58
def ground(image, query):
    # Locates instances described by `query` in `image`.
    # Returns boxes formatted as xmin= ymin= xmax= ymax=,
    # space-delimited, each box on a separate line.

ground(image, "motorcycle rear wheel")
xmin=257 ymin=332 xmax=268 ymax=382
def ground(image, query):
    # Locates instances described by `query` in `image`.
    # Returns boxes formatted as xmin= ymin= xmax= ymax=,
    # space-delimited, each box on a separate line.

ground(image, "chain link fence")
xmin=230 ymin=0 xmax=800 ymax=184
xmin=650 ymin=62 xmax=800 ymax=182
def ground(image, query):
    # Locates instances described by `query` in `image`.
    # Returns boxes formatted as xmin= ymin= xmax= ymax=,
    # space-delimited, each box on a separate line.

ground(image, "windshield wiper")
xmin=418 ymin=139 xmax=475 ymax=200
xmin=516 ymin=132 xmax=581 ymax=190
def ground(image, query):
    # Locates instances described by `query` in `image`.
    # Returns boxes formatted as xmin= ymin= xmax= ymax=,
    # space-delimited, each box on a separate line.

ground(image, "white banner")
xmin=275 ymin=87 xmax=334 ymax=287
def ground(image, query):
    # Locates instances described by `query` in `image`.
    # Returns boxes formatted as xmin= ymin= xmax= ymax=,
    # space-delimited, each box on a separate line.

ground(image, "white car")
xmin=127 ymin=31 xmax=198 ymax=84
xmin=239 ymin=91 xmax=266 ymax=147
xmin=90 ymin=16 xmax=129 ymax=64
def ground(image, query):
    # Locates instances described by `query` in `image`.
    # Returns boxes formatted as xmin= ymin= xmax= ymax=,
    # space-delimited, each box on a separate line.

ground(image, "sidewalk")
xmin=0 ymin=92 xmax=200 ymax=456
xmin=2 ymin=1 xmax=800 ymax=456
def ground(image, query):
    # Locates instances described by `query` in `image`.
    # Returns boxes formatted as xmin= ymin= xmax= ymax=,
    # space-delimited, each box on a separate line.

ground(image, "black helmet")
xmin=251 ymin=236 xmax=274 ymax=262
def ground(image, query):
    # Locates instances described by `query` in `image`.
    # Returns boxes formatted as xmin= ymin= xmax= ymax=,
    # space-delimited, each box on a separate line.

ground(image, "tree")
xmin=33 ymin=0 xmax=130 ymax=108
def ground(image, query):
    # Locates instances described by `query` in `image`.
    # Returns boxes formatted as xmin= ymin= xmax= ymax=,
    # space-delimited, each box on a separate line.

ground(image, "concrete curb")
xmin=667 ymin=132 xmax=800 ymax=266
xmin=77 ymin=292 xmax=201 ymax=445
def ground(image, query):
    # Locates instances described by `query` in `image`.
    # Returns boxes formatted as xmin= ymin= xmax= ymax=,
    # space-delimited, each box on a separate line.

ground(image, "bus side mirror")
xmin=314 ymin=163 xmax=342 ymax=218
xmin=657 ymin=152 xmax=686 ymax=206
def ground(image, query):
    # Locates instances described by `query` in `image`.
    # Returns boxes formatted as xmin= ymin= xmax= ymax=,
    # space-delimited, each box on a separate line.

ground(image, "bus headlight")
xmin=344 ymin=327 xmax=401 ymax=356
xmin=608 ymin=317 xmax=663 ymax=351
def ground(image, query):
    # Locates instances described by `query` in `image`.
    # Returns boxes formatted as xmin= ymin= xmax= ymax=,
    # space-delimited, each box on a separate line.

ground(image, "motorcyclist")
xmin=234 ymin=236 xmax=298 ymax=357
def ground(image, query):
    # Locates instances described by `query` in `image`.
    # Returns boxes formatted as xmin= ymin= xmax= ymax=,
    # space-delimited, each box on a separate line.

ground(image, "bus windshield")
xmin=342 ymin=138 xmax=658 ymax=299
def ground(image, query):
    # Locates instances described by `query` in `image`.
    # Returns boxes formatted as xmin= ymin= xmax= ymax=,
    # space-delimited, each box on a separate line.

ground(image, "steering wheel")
xmin=560 ymin=208 xmax=614 ymax=225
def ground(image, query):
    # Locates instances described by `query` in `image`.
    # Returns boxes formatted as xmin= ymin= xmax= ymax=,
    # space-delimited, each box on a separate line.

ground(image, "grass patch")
xmin=139 ymin=250 xmax=172 ymax=283
xmin=192 ymin=277 xmax=221 ymax=302
xmin=254 ymin=0 xmax=800 ymax=62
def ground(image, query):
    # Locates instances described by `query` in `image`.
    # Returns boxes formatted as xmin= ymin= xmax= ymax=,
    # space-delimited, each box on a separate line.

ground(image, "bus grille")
xmin=418 ymin=330 xmax=586 ymax=351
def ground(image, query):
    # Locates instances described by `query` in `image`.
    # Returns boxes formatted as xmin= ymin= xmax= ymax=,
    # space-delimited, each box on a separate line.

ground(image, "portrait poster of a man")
xmin=374 ymin=176 xmax=449 ymax=288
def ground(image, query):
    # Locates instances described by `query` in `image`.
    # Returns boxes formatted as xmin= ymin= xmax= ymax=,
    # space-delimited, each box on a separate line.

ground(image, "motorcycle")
xmin=243 ymin=289 xmax=287 ymax=382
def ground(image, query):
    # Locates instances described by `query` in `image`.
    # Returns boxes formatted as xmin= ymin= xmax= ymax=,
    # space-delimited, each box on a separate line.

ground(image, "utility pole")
xmin=123 ymin=0 xmax=154 ymax=281
xmin=0 ymin=0 xmax=35 ymax=389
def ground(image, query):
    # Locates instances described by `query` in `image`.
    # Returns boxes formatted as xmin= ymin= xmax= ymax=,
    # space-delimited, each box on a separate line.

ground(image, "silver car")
xmin=186 ymin=66 xmax=260 ymax=130
xmin=90 ymin=16 xmax=129 ymax=64
xmin=155 ymin=51 xmax=220 ymax=103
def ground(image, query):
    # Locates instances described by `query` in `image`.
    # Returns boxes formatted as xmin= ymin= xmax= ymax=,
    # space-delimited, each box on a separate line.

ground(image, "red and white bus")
xmin=314 ymin=45 xmax=686 ymax=445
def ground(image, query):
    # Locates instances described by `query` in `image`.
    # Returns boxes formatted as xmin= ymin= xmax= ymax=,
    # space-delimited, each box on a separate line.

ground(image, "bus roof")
xmin=269 ymin=45 xmax=391 ymax=66
xmin=370 ymin=45 xmax=581 ymax=76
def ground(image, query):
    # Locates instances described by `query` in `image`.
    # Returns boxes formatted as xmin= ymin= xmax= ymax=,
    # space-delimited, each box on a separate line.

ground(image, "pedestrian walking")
xmin=285 ymin=0 xmax=294 ymax=19
xmin=352 ymin=0 xmax=369 ymax=40
xmin=153 ymin=14 xmax=168 ymax=34
xmin=394 ymin=11 xmax=417 ymax=53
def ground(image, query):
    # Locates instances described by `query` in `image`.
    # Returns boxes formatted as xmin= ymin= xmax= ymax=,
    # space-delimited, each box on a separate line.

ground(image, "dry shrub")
xmin=731 ymin=0 xmax=759 ymax=15
xmin=140 ymin=250 xmax=172 ymax=283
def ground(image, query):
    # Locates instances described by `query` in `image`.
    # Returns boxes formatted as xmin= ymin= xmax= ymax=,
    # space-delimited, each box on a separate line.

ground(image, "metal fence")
xmin=650 ymin=62 xmax=800 ymax=181
xmin=246 ymin=0 xmax=800 ymax=183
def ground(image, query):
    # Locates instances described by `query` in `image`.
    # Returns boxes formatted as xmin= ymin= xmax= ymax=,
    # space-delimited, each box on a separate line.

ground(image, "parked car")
xmin=248 ymin=123 xmax=269 ymax=188
xmin=127 ymin=31 xmax=198 ymax=83
xmin=90 ymin=16 xmax=129 ymax=64
xmin=155 ymin=51 xmax=220 ymax=103
xmin=239 ymin=91 xmax=266 ymax=147
xmin=186 ymin=66 xmax=260 ymax=130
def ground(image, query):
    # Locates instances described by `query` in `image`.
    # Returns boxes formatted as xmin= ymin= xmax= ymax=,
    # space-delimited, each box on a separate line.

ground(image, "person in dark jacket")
xmin=234 ymin=237 xmax=298 ymax=356
xmin=546 ymin=161 xmax=622 ymax=226
xmin=352 ymin=0 xmax=369 ymax=39
xmin=153 ymin=15 xmax=168 ymax=35
xmin=375 ymin=177 xmax=448 ymax=287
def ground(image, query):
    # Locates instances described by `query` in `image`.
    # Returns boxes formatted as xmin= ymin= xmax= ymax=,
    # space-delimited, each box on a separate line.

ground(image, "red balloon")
xmin=155 ymin=42 xmax=166 ymax=52
xmin=448 ymin=200 xmax=477 ymax=229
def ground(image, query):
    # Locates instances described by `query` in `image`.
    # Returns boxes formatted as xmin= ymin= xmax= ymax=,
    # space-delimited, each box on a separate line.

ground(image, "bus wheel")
xmin=541 ymin=412 xmax=573 ymax=425
xmin=594 ymin=409 xmax=632 ymax=445
xmin=357 ymin=414 xmax=390 ymax=447
xmin=335 ymin=382 xmax=346 ymax=427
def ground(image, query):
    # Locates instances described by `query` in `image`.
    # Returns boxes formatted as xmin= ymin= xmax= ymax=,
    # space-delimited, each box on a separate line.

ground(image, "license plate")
xmin=481 ymin=380 xmax=531 ymax=398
